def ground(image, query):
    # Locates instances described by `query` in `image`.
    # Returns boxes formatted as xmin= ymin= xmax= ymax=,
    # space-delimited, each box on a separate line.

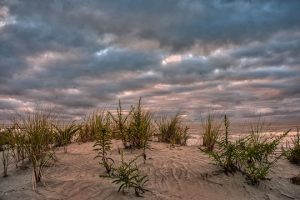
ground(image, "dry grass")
xmin=201 ymin=112 xmax=222 ymax=151
xmin=156 ymin=113 xmax=189 ymax=146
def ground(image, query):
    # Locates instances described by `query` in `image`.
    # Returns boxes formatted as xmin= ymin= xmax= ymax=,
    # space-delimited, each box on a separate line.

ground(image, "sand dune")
xmin=0 ymin=141 xmax=299 ymax=200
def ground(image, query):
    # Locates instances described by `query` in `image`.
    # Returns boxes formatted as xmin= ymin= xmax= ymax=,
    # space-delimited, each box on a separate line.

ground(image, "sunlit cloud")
xmin=162 ymin=55 xmax=182 ymax=65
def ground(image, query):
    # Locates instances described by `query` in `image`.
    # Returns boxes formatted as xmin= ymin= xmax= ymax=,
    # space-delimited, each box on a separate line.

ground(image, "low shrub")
xmin=156 ymin=113 xmax=189 ymax=146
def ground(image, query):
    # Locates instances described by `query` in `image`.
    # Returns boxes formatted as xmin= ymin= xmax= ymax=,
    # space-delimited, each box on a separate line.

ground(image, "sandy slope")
xmin=0 ymin=141 xmax=299 ymax=200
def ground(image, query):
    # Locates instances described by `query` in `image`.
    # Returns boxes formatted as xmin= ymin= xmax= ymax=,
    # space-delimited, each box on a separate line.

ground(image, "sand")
xmin=0 ymin=140 xmax=299 ymax=200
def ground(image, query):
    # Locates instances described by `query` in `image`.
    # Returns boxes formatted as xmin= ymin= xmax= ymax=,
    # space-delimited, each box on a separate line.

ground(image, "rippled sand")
xmin=0 ymin=140 xmax=299 ymax=200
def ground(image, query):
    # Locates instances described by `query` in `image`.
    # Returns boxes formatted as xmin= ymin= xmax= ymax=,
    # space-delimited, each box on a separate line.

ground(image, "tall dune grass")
xmin=53 ymin=121 xmax=79 ymax=153
xmin=156 ymin=113 xmax=189 ymax=146
xmin=201 ymin=112 xmax=222 ymax=151
xmin=127 ymin=97 xmax=153 ymax=149
xmin=77 ymin=112 xmax=102 ymax=143
xmin=109 ymin=99 xmax=132 ymax=147
xmin=202 ymin=115 xmax=238 ymax=174
xmin=15 ymin=109 xmax=56 ymax=189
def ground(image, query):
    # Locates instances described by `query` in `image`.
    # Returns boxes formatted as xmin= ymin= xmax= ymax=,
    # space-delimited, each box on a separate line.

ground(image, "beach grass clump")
xmin=156 ymin=113 xmax=189 ymax=146
xmin=202 ymin=115 xmax=238 ymax=174
xmin=105 ymin=153 xmax=148 ymax=197
xmin=201 ymin=112 xmax=222 ymax=151
xmin=93 ymin=112 xmax=114 ymax=175
xmin=109 ymin=97 xmax=152 ymax=150
xmin=238 ymin=127 xmax=289 ymax=185
xmin=126 ymin=97 xmax=153 ymax=149
xmin=16 ymin=109 xmax=56 ymax=189
xmin=237 ymin=117 xmax=290 ymax=184
xmin=53 ymin=121 xmax=79 ymax=153
xmin=203 ymin=116 xmax=290 ymax=185
xmin=77 ymin=112 xmax=103 ymax=143
xmin=283 ymin=127 xmax=300 ymax=165
xmin=109 ymin=99 xmax=132 ymax=147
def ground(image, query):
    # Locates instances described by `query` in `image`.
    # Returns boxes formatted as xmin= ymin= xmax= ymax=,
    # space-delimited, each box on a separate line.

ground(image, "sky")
xmin=0 ymin=0 xmax=300 ymax=124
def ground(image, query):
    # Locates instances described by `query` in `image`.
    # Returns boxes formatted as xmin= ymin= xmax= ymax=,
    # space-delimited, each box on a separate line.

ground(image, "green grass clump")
xmin=283 ymin=127 xmax=300 ymax=165
xmin=106 ymin=153 xmax=148 ymax=197
xmin=53 ymin=121 xmax=79 ymax=153
xmin=109 ymin=99 xmax=132 ymax=147
xmin=202 ymin=115 xmax=238 ymax=174
xmin=16 ymin=110 xmax=56 ymax=189
xmin=203 ymin=116 xmax=290 ymax=185
xmin=108 ymin=97 xmax=152 ymax=152
xmin=201 ymin=112 xmax=222 ymax=151
xmin=127 ymin=97 xmax=153 ymax=150
xmin=77 ymin=112 xmax=104 ymax=143
xmin=93 ymin=113 xmax=114 ymax=175
xmin=156 ymin=113 xmax=189 ymax=146
xmin=238 ymin=125 xmax=290 ymax=185
xmin=76 ymin=113 xmax=97 ymax=143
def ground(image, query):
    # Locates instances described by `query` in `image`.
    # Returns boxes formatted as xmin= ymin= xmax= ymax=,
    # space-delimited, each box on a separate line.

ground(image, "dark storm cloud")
xmin=0 ymin=0 xmax=300 ymax=123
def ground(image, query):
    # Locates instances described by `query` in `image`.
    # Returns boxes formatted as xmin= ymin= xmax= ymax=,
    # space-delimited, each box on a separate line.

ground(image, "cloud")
xmin=0 ymin=0 xmax=299 ymax=124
